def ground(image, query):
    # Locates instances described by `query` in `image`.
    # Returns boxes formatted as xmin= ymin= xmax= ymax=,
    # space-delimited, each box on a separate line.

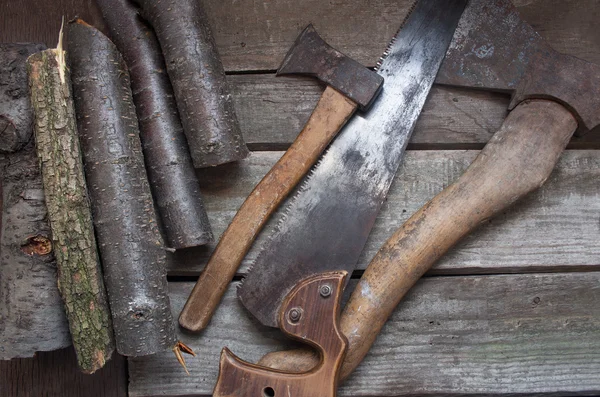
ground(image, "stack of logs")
xmin=0 ymin=0 xmax=248 ymax=374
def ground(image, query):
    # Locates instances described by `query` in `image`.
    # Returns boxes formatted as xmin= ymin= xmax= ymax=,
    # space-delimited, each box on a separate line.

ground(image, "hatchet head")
xmin=436 ymin=0 xmax=600 ymax=135
xmin=277 ymin=24 xmax=384 ymax=111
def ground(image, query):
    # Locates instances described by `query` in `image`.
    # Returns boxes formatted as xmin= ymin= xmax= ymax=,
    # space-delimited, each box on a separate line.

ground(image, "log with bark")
xmin=0 ymin=43 xmax=71 ymax=361
xmin=66 ymin=19 xmax=177 ymax=357
xmin=27 ymin=37 xmax=115 ymax=373
xmin=0 ymin=142 xmax=72 ymax=360
xmin=97 ymin=0 xmax=213 ymax=249
xmin=0 ymin=43 xmax=44 ymax=153
xmin=0 ymin=45 xmax=75 ymax=357
xmin=133 ymin=0 xmax=249 ymax=167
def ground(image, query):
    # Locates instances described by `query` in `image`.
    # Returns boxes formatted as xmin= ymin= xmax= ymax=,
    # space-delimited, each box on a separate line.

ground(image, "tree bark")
xmin=134 ymin=0 xmax=249 ymax=167
xmin=27 ymin=48 xmax=115 ymax=373
xmin=0 ymin=43 xmax=45 ymax=153
xmin=67 ymin=19 xmax=177 ymax=356
xmin=97 ymin=0 xmax=213 ymax=249
xmin=1 ymin=43 xmax=70 ymax=361
xmin=0 ymin=142 xmax=72 ymax=359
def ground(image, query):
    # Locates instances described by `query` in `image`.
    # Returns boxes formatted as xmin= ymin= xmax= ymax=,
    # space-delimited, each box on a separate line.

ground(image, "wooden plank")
xmin=129 ymin=272 xmax=600 ymax=396
xmin=207 ymin=0 xmax=600 ymax=71
xmin=233 ymin=75 xmax=600 ymax=149
xmin=232 ymin=76 xmax=514 ymax=150
xmin=167 ymin=150 xmax=600 ymax=275
xmin=2 ymin=0 xmax=599 ymax=71
xmin=0 ymin=0 xmax=106 ymax=45
xmin=0 ymin=347 xmax=127 ymax=397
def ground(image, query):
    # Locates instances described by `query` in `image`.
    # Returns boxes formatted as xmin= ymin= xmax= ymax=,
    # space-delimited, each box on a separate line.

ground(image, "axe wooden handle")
xmin=179 ymin=86 xmax=357 ymax=331
xmin=258 ymin=99 xmax=577 ymax=380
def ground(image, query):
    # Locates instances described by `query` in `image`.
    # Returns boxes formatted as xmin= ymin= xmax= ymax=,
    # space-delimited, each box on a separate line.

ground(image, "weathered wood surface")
xmin=233 ymin=75 xmax=600 ymax=150
xmin=0 ymin=347 xmax=127 ymax=397
xmin=3 ymin=0 xmax=600 ymax=72
xmin=167 ymin=149 xmax=600 ymax=276
xmin=130 ymin=272 xmax=600 ymax=396
xmin=2 ymin=1 xmax=600 ymax=395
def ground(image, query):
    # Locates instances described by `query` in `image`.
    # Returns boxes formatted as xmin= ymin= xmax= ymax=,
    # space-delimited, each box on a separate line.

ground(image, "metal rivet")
xmin=320 ymin=284 xmax=332 ymax=298
xmin=288 ymin=307 xmax=302 ymax=323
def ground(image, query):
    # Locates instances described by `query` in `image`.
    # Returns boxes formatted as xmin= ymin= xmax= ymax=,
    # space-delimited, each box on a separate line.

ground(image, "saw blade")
xmin=239 ymin=0 xmax=468 ymax=327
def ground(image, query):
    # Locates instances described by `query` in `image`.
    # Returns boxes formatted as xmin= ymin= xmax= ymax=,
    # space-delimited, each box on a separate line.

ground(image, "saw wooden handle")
xmin=214 ymin=272 xmax=348 ymax=397
xmin=179 ymin=86 xmax=357 ymax=331
xmin=258 ymin=99 xmax=578 ymax=379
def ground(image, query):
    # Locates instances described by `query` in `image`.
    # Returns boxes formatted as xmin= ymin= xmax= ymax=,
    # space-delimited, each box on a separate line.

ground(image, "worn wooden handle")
xmin=179 ymin=86 xmax=357 ymax=331
xmin=258 ymin=99 xmax=578 ymax=379
xmin=213 ymin=272 xmax=348 ymax=397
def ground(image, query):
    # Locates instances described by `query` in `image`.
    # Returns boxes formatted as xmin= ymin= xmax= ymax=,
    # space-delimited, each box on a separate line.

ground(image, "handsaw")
xmin=239 ymin=0 xmax=468 ymax=327
xmin=256 ymin=0 xmax=600 ymax=379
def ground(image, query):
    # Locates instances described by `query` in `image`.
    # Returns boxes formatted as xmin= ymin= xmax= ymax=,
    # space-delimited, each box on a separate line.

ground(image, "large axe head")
xmin=436 ymin=0 xmax=600 ymax=135
xmin=277 ymin=24 xmax=384 ymax=111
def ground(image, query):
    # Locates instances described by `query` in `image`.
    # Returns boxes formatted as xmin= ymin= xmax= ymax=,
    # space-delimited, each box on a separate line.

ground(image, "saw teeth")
xmin=241 ymin=2 xmax=418 ymax=289
xmin=241 ymin=141 xmax=333 ymax=298
xmin=375 ymin=0 xmax=418 ymax=71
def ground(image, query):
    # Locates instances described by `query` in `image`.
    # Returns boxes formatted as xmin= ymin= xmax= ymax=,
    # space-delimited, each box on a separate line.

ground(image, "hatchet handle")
xmin=258 ymin=99 xmax=577 ymax=380
xmin=179 ymin=86 xmax=357 ymax=331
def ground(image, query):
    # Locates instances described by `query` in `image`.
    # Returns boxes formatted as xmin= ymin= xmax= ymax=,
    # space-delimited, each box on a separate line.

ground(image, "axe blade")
xmin=437 ymin=0 xmax=600 ymax=134
xmin=436 ymin=0 xmax=546 ymax=91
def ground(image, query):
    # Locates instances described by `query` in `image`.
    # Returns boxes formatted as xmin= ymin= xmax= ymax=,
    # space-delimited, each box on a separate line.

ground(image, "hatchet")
xmin=257 ymin=0 xmax=600 ymax=380
xmin=179 ymin=25 xmax=383 ymax=331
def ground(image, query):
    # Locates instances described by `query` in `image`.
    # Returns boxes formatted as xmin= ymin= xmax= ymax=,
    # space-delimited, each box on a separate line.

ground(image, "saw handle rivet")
xmin=319 ymin=284 xmax=332 ymax=298
xmin=288 ymin=307 xmax=303 ymax=323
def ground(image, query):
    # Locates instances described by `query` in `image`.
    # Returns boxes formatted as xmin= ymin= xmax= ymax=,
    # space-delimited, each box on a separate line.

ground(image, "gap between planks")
xmin=4 ymin=0 xmax=600 ymax=72
xmin=166 ymin=149 xmax=600 ymax=277
xmin=129 ymin=271 xmax=600 ymax=397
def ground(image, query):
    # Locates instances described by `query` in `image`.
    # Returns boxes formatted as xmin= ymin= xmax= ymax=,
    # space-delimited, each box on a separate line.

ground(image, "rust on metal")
xmin=436 ymin=0 xmax=600 ymax=135
xmin=510 ymin=49 xmax=600 ymax=134
xmin=277 ymin=24 xmax=383 ymax=110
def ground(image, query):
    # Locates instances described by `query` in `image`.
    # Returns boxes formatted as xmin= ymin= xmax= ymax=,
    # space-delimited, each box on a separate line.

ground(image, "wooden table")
xmin=2 ymin=0 xmax=600 ymax=396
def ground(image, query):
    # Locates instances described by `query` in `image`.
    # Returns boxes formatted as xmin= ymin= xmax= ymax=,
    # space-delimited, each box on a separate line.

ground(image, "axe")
xmin=179 ymin=25 xmax=383 ymax=331
xmin=257 ymin=0 xmax=600 ymax=380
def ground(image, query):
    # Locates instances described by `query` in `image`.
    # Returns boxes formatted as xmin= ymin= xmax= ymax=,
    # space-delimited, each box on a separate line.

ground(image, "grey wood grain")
xmin=204 ymin=0 xmax=600 ymax=71
xmin=232 ymin=76 xmax=512 ymax=150
xmin=232 ymin=75 xmax=600 ymax=149
xmin=2 ymin=1 xmax=599 ymax=72
xmin=167 ymin=150 xmax=600 ymax=276
xmin=129 ymin=273 xmax=600 ymax=396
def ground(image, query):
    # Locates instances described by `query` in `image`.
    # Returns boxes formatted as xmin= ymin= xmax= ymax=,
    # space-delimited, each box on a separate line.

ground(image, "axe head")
xmin=277 ymin=24 xmax=384 ymax=111
xmin=437 ymin=0 xmax=600 ymax=135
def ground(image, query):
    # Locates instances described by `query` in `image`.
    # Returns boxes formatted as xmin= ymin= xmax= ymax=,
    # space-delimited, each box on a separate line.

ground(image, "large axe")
xmin=257 ymin=0 xmax=600 ymax=380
